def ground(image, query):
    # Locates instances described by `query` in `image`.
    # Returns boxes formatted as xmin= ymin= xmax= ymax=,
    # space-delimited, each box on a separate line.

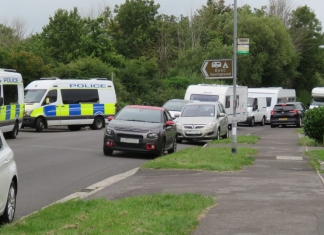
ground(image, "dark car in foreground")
xmin=270 ymin=102 xmax=307 ymax=128
xmin=103 ymin=105 xmax=177 ymax=157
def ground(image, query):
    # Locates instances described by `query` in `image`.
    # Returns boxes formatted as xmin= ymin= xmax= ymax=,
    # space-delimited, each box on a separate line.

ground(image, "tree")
xmin=41 ymin=7 xmax=86 ymax=64
xmin=109 ymin=0 xmax=160 ymax=59
xmin=288 ymin=5 xmax=324 ymax=92
xmin=221 ymin=5 xmax=298 ymax=87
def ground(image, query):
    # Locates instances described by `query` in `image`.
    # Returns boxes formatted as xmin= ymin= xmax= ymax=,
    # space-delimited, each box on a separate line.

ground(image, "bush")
xmin=303 ymin=107 xmax=324 ymax=143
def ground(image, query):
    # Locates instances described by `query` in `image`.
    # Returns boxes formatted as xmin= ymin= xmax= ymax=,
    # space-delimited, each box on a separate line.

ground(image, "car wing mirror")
xmin=174 ymin=113 xmax=180 ymax=118
xmin=219 ymin=113 xmax=225 ymax=117
xmin=166 ymin=120 xmax=175 ymax=126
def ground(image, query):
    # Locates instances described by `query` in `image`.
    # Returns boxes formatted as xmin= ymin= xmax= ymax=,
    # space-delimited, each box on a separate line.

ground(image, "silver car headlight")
xmin=147 ymin=133 xmax=158 ymax=139
xmin=207 ymin=122 xmax=216 ymax=127
xmin=106 ymin=129 xmax=114 ymax=135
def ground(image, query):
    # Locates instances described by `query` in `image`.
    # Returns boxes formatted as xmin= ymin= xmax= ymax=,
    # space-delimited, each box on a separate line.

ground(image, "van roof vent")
xmin=90 ymin=78 xmax=108 ymax=80
xmin=40 ymin=77 xmax=60 ymax=80
xmin=0 ymin=68 xmax=17 ymax=72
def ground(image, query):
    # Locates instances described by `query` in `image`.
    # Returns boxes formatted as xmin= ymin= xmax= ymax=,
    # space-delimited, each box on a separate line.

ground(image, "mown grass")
xmin=210 ymin=135 xmax=260 ymax=144
xmin=305 ymin=150 xmax=324 ymax=173
xmin=298 ymin=136 xmax=322 ymax=147
xmin=0 ymin=194 xmax=215 ymax=235
xmin=142 ymin=147 xmax=257 ymax=171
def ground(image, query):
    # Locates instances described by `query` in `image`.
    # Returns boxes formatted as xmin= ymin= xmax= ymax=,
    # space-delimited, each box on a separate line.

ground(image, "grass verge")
xmin=210 ymin=135 xmax=260 ymax=144
xmin=0 ymin=194 xmax=215 ymax=235
xmin=305 ymin=150 xmax=324 ymax=173
xmin=142 ymin=147 xmax=257 ymax=171
xmin=298 ymin=136 xmax=322 ymax=147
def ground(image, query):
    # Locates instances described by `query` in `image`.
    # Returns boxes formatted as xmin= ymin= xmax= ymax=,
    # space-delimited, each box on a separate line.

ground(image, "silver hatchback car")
xmin=175 ymin=101 xmax=229 ymax=143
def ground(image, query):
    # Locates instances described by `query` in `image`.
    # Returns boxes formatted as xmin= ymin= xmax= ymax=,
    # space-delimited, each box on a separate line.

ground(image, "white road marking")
xmin=276 ymin=156 xmax=303 ymax=161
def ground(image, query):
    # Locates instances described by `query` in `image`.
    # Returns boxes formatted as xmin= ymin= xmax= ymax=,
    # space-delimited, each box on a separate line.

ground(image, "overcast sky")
xmin=0 ymin=0 xmax=323 ymax=35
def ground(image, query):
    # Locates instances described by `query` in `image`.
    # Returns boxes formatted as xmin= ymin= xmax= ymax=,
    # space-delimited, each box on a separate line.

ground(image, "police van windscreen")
xmin=24 ymin=89 xmax=47 ymax=103
xmin=190 ymin=94 xmax=219 ymax=102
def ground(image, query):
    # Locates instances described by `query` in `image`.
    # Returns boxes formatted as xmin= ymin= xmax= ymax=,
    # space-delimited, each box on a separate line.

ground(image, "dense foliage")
xmin=0 ymin=0 xmax=324 ymax=107
xmin=303 ymin=107 xmax=324 ymax=143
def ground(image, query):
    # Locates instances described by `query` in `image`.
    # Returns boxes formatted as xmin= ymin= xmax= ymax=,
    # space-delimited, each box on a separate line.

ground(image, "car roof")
xmin=125 ymin=105 xmax=165 ymax=111
xmin=165 ymin=99 xmax=193 ymax=103
xmin=275 ymin=102 xmax=300 ymax=106
xmin=184 ymin=101 xmax=219 ymax=106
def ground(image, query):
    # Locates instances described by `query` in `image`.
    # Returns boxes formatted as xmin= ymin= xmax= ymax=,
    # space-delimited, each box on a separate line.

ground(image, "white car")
xmin=0 ymin=131 xmax=18 ymax=224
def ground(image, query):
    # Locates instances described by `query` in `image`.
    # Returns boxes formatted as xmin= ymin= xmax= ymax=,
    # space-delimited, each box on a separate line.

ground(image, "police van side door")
xmin=42 ymin=89 xmax=60 ymax=125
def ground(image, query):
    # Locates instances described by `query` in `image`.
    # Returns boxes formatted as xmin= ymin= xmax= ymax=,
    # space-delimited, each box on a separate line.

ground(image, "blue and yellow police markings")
xmin=32 ymin=103 xmax=116 ymax=119
xmin=0 ymin=104 xmax=24 ymax=122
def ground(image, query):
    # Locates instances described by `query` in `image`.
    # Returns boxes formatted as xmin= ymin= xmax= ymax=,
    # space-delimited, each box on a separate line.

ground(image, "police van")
xmin=23 ymin=78 xmax=116 ymax=132
xmin=0 ymin=69 xmax=24 ymax=139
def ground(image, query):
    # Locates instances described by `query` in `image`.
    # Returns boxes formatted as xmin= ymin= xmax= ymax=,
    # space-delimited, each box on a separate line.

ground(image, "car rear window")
xmin=273 ymin=104 xmax=295 ymax=111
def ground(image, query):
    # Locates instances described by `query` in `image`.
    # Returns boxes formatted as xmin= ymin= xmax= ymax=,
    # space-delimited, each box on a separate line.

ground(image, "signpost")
xmin=201 ymin=59 xmax=233 ymax=79
xmin=237 ymin=38 xmax=249 ymax=55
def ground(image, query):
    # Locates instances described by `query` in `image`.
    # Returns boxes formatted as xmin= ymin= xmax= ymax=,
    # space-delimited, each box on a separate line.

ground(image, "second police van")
xmin=0 ymin=69 xmax=24 ymax=139
xmin=23 ymin=78 xmax=117 ymax=132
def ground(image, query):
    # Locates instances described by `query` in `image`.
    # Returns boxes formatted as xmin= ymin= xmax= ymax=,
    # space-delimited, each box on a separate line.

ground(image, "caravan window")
xmin=61 ymin=89 xmax=99 ymax=104
xmin=3 ymin=84 xmax=18 ymax=105
xmin=266 ymin=97 xmax=272 ymax=107
xmin=225 ymin=96 xmax=230 ymax=108
xmin=190 ymin=94 xmax=219 ymax=102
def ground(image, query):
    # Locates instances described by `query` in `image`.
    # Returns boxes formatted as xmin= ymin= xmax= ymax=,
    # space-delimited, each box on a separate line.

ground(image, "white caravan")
xmin=241 ymin=96 xmax=267 ymax=126
xmin=309 ymin=87 xmax=324 ymax=109
xmin=248 ymin=87 xmax=296 ymax=123
xmin=184 ymin=84 xmax=248 ymax=129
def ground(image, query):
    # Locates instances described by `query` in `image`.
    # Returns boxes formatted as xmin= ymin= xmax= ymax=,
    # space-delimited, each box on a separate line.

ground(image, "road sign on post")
xmin=237 ymin=38 xmax=249 ymax=54
xmin=201 ymin=59 xmax=233 ymax=79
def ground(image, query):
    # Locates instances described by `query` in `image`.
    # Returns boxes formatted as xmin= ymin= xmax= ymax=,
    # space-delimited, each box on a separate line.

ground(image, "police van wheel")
xmin=6 ymin=122 xmax=18 ymax=139
xmin=90 ymin=116 xmax=104 ymax=130
xmin=68 ymin=125 xmax=82 ymax=131
xmin=35 ymin=118 xmax=45 ymax=132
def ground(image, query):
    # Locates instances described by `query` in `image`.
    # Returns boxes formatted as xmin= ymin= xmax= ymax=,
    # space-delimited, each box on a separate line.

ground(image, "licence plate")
xmin=279 ymin=118 xmax=288 ymax=121
xmin=186 ymin=130 xmax=201 ymax=134
xmin=120 ymin=138 xmax=139 ymax=144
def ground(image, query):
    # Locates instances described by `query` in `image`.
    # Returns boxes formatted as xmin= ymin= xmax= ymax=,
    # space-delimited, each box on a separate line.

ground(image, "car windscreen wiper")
xmin=123 ymin=119 xmax=146 ymax=122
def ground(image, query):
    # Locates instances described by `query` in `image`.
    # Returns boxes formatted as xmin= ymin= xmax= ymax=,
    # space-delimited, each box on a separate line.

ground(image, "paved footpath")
xmin=88 ymin=127 xmax=324 ymax=235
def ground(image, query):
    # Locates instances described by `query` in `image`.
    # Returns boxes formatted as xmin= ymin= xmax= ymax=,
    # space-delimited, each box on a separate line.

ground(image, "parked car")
xmin=270 ymin=102 xmax=307 ymax=128
xmin=103 ymin=105 xmax=177 ymax=157
xmin=0 ymin=130 xmax=18 ymax=224
xmin=162 ymin=99 xmax=195 ymax=119
xmin=175 ymin=101 xmax=229 ymax=143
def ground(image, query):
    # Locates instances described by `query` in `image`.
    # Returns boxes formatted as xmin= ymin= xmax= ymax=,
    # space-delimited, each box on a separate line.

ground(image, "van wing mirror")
xmin=219 ymin=113 xmax=225 ymax=117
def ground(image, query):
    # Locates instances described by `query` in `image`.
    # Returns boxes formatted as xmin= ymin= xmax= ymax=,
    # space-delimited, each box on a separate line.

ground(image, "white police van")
xmin=23 ymin=78 xmax=117 ymax=132
xmin=0 ymin=69 xmax=24 ymax=139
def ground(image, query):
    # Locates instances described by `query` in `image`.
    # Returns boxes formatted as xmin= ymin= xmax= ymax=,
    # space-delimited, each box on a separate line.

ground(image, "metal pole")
xmin=232 ymin=0 xmax=237 ymax=154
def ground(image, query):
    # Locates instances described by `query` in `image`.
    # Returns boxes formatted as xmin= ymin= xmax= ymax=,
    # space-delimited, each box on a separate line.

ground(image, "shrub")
xmin=303 ymin=107 xmax=324 ymax=143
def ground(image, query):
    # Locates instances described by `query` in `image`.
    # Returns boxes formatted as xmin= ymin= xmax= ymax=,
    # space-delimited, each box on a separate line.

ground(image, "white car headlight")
xmin=207 ymin=122 xmax=216 ymax=127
